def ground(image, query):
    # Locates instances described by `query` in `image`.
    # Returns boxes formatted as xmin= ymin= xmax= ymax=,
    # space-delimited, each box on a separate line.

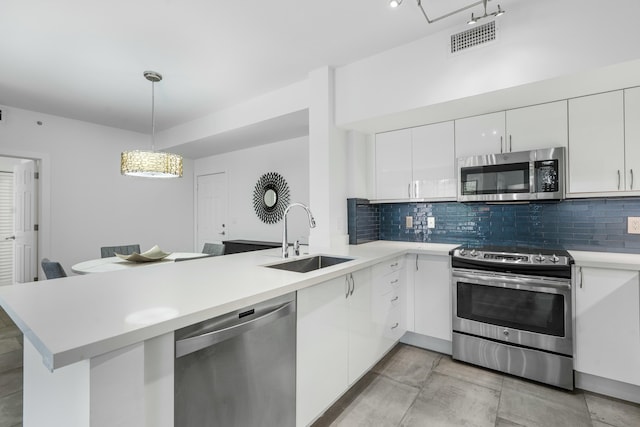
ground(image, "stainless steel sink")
xmin=265 ymin=255 xmax=354 ymax=273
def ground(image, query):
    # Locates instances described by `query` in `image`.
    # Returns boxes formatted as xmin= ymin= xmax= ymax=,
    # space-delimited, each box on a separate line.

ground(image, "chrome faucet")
xmin=282 ymin=203 xmax=316 ymax=258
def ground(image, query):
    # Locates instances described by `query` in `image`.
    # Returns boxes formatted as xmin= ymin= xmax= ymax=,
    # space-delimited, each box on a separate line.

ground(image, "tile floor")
xmin=1 ymin=307 xmax=639 ymax=427
xmin=312 ymin=344 xmax=640 ymax=427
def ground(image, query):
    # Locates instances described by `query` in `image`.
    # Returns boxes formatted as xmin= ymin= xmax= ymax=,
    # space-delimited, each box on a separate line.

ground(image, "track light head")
xmin=467 ymin=13 xmax=477 ymax=25
xmin=389 ymin=0 xmax=403 ymax=8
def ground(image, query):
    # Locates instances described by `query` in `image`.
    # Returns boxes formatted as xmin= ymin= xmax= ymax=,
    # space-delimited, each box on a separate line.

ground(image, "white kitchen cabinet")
xmin=413 ymin=254 xmax=452 ymax=342
xmin=624 ymin=87 xmax=640 ymax=191
xmin=411 ymin=122 xmax=456 ymax=199
xmin=454 ymin=111 xmax=505 ymax=158
xmin=505 ymin=101 xmax=568 ymax=152
xmin=568 ymin=91 xmax=625 ymax=194
xmin=297 ymin=263 xmax=406 ymax=426
xmin=375 ymin=128 xmax=412 ymax=200
xmin=375 ymin=122 xmax=455 ymax=200
xmin=575 ymin=267 xmax=640 ymax=387
xmin=371 ymin=257 xmax=407 ymax=358
xmin=347 ymin=267 xmax=379 ymax=384
xmin=296 ymin=275 xmax=349 ymax=427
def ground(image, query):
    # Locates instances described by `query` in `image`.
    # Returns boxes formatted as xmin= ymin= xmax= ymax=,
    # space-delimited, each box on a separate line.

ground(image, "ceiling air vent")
xmin=450 ymin=20 xmax=496 ymax=53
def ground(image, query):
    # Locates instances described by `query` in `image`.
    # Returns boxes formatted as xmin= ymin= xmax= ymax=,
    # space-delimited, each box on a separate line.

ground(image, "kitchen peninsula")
xmin=1 ymin=241 xmax=639 ymax=426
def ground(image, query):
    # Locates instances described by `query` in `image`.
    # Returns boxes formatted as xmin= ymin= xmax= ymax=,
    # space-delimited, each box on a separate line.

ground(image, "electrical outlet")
xmin=628 ymin=217 xmax=640 ymax=234
xmin=405 ymin=216 xmax=413 ymax=228
xmin=427 ymin=216 xmax=435 ymax=229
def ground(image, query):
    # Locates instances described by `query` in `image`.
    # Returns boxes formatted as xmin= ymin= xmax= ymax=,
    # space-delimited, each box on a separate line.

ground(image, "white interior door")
xmin=0 ymin=172 xmax=14 ymax=286
xmin=196 ymin=172 xmax=227 ymax=252
xmin=14 ymin=160 xmax=38 ymax=283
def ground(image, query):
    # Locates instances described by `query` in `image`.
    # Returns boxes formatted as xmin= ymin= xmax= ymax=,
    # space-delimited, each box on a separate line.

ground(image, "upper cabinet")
xmin=454 ymin=111 xmax=505 ymax=158
xmin=568 ymin=91 xmax=626 ymax=195
xmin=375 ymin=121 xmax=455 ymax=201
xmin=624 ymin=87 xmax=640 ymax=191
xmin=505 ymin=101 xmax=568 ymax=152
xmin=455 ymin=102 xmax=568 ymax=159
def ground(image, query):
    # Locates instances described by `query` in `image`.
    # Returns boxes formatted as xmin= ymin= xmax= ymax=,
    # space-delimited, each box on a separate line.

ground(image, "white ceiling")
xmin=0 ymin=0 xmax=509 ymax=134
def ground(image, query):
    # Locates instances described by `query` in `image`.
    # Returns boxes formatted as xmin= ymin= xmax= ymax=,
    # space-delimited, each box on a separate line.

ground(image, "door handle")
xmin=219 ymin=231 xmax=226 ymax=235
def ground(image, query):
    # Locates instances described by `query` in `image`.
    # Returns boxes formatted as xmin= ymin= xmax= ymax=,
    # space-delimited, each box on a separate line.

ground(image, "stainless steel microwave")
xmin=457 ymin=147 xmax=565 ymax=202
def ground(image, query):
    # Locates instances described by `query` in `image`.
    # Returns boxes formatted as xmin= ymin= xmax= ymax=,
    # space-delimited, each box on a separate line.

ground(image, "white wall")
xmin=0 ymin=107 xmax=194 ymax=276
xmin=335 ymin=0 xmax=640 ymax=127
xmin=194 ymin=136 xmax=310 ymax=244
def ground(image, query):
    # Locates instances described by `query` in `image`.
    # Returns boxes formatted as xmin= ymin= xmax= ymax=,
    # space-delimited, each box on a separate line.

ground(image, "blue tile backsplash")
xmin=348 ymin=198 xmax=640 ymax=253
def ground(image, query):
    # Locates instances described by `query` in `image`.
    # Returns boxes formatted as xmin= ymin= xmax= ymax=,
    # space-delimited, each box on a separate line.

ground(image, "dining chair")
xmin=100 ymin=244 xmax=141 ymax=258
xmin=41 ymin=258 xmax=67 ymax=279
xmin=202 ymin=243 xmax=225 ymax=256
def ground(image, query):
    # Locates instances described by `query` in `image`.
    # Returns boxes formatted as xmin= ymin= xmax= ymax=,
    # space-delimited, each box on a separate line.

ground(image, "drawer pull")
xmin=390 ymin=296 xmax=399 ymax=302
xmin=390 ymin=262 xmax=398 ymax=268
xmin=391 ymin=322 xmax=399 ymax=329
xmin=390 ymin=279 xmax=399 ymax=284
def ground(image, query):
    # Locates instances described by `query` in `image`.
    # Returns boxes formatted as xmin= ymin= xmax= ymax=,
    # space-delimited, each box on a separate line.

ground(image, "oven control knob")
xmin=535 ymin=254 xmax=545 ymax=263
xmin=503 ymin=329 xmax=509 ymax=337
xmin=470 ymin=249 xmax=478 ymax=257
xmin=459 ymin=248 xmax=466 ymax=256
xmin=550 ymin=254 xmax=560 ymax=264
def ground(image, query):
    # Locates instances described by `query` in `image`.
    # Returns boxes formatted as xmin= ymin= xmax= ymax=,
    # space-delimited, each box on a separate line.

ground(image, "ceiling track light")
xmin=390 ymin=0 xmax=503 ymax=26
xmin=468 ymin=0 xmax=505 ymax=25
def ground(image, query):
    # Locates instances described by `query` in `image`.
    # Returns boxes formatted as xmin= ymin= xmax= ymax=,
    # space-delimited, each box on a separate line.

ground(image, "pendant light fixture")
xmin=121 ymin=71 xmax=183 ymax=178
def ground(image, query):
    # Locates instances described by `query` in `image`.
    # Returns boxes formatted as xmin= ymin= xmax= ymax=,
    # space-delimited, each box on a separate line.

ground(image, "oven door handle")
xmin=452 ymin=269 xmax=571 ymax=292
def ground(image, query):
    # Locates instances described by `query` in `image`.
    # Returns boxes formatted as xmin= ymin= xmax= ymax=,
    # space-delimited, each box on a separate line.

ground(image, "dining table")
xmin=71 ymin=252 xmax=209 ymax=274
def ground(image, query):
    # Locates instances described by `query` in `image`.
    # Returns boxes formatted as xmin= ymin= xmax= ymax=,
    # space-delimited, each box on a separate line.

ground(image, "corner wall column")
xmin=308 ymin=66 xmax=349 ymax=251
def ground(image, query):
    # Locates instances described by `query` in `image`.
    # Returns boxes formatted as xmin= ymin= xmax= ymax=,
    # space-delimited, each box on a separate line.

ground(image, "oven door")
xmin=452 ymin=268 xmax=572 ymax=356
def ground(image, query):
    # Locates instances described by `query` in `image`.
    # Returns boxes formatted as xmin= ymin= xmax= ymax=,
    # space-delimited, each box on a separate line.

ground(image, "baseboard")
xmin=400 ymin=332 xmax=452 ymax=355
xmin=575 ymin=371 xmax=640 ymax=404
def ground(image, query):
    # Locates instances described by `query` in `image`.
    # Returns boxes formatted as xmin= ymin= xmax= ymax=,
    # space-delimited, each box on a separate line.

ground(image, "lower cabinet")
xmin=414 ymin=254 xmax=452 ymax=342
xmin=297 ymin=264 xmax=406 ymax=427
xmin=575 ymin=267 xmax=640 ymax=387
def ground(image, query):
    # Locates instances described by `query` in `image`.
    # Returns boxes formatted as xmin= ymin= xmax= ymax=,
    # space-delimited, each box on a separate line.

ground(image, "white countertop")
xmin=1 ymin=240 xmax=638 ymax=371
xmin=0 ymin=241 xmax=455 ymax=371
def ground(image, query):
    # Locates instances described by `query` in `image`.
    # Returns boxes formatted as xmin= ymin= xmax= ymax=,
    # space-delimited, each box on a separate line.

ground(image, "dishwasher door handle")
xmin=175 ymin=301 xmax=294 ymax=358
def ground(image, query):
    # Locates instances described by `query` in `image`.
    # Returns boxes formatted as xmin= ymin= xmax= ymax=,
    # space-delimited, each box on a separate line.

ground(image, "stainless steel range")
xmin=451 ymin=245 xmax=574 ymax=390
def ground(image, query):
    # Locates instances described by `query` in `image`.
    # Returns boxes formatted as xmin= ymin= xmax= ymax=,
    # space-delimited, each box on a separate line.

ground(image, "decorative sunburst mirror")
xmin=252 ymin=172 xmax=290 ymax=224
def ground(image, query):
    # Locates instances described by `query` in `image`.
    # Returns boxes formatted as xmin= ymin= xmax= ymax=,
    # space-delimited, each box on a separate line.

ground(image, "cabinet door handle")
xmin=390 ymin=279 xmax=399 ymax=285
xmin=618 ymin=170 xmax=621 ymax=190
xmin=415 ymin=254 xmax=418 ymax=271
xmin=390 ymin=296 xmax=399 ymax=302
xmin=390 ymin=262 xmax=398 ymax=268
xmin=631 ymin=169 xmax=634 ymax=190
xmin=345 ymin=276 xmax=350 ymax=299
xmin=391 ymin=322 xmax=399 ymax=330
xmin=414 ymin=182 xmax=418 ymax=199
xmin=408 ymin=183 xmax=411 ymax=198
xmin=579 ymin=267 xmax=583 ymax=289
xmin=500 ymin=136 xmax=503 ymax=154
xmin=349 ymin=274 xmax=355 ymax=296
xmin=509 ymin=135 xmax=512 ymax=152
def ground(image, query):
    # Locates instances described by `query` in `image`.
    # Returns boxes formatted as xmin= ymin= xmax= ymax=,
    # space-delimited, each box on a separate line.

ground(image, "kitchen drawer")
xmin=373 ymin=288 xmax=401 ymax=316
xmin=374 ymin=269 xmax=402 ymax=296
xmin=372 ymin=257 xmax=405 ymax=278
xmin=382 ymin=306 xmax=403 ymax=341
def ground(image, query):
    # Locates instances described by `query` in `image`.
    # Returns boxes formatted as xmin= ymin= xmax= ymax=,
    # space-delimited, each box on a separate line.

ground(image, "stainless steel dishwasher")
xmin=174 ymin=292 xmax=296 ymax=427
